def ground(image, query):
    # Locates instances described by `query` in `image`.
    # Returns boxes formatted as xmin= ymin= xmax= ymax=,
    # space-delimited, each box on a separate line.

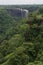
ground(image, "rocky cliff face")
xmin=7 ymin=8 xmax=28 ymax=18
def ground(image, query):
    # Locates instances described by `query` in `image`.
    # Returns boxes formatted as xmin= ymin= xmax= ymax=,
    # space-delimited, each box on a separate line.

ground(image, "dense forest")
xmin=0 ymin=5 xmax=43 ymax=65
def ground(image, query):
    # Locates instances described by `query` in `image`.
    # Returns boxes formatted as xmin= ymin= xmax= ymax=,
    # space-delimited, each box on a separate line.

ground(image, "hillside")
xmin=0 ymin=5 xmax=43 ymax=65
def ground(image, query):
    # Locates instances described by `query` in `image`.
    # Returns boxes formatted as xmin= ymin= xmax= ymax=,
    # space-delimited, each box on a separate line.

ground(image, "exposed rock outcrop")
xmin=7 ymin=8 xmax=28 ymax=18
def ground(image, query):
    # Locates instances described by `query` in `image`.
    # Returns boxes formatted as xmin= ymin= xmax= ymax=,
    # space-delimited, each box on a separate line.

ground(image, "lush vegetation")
xmin=0 ymin=5 xmax=43 ymax=65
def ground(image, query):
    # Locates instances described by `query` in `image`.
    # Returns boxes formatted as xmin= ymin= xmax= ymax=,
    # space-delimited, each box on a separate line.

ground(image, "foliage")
xmin=0 ymin=6 xmax=43 ymax=65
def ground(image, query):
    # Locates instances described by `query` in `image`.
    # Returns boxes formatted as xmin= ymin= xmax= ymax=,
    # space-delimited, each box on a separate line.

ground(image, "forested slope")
xmin=0 ymin=6 xmax=43 ymax=65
